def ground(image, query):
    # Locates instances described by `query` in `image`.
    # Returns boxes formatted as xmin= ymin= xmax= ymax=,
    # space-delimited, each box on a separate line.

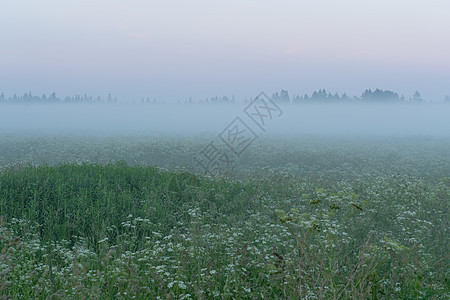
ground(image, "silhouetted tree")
xmin=361 ymin=89 xmax=399 ymax=102
xmin=333 ymin=92 xmax=340 ymax=100
xmin=279 ymin=89 xmax=290 ymax=103
xmin=292 ymin=94 xmax=302 ymax=103
xmin=311 ymin=89 xmax=330 ymax=101
xmin=50 ymin=92 xmax=57 ymax=101
xmin=341 ymin=93 xmax=349 ymax=101
xmin=412 ymin=91 xmax=423 ymax=103
xmin=272 ymin=92 xmax=279 ymax=102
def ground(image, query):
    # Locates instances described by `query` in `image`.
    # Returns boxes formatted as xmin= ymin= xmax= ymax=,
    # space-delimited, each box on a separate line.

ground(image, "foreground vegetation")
xmin=0 ymin=136 xmax=448 ymax=298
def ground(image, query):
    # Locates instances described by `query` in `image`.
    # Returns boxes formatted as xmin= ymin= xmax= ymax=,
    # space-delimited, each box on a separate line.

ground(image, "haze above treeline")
xmin=1 ymin=89 xmax=449 ymax=105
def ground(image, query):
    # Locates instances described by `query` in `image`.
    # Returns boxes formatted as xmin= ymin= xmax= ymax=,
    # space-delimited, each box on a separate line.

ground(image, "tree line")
xmin=0 ymin=92 xmax=118 ymax=104
xmin=1 ymin=89 xmax=449 ymax=104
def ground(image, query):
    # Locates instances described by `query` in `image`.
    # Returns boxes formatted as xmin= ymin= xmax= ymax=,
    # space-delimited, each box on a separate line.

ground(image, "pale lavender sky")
xmin=1 ymin=0 xmax=449 ymax=101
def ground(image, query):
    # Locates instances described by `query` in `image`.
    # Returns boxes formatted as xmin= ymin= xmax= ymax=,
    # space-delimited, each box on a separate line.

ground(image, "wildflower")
xmin=178 ymin=281 xmax=187 ymax=289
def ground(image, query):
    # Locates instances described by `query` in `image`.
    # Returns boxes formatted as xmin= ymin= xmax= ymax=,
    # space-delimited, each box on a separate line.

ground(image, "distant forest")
xmin=1 ymin=89 xmax=449 ymax=104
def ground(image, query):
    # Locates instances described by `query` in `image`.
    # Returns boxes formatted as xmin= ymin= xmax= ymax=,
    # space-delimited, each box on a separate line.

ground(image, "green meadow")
xmin=0 ymin=135 xmax=448 ymax=299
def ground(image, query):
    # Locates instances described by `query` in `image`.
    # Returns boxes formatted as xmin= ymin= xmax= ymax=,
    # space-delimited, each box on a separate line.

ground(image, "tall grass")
xmin=0 ymin=136 xmax=448 ymax=298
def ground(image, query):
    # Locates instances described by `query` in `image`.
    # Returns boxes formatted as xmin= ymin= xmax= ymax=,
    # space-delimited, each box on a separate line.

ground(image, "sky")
xmin=1 ymin=0 xmax=449 ymax=102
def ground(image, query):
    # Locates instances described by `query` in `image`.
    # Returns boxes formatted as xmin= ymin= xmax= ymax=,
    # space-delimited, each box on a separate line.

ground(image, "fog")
xmin=0 ymin=102 xmax=449 ymax=137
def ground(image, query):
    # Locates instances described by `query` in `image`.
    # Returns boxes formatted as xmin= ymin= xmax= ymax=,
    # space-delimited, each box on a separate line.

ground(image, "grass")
xmin=0 ymin=136 xmax=449 ymax=298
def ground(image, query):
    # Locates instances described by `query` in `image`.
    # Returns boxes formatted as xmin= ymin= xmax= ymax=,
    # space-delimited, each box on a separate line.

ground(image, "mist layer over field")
xmin=1 ymin=103 xmax=449 ymax=136
xmin=1 ymin=102 xmax=449 ymax=298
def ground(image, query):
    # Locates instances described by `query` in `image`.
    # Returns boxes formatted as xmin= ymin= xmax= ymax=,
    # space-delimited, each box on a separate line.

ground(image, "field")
xmin=0 ymin=135 xmax=449 ymax=299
